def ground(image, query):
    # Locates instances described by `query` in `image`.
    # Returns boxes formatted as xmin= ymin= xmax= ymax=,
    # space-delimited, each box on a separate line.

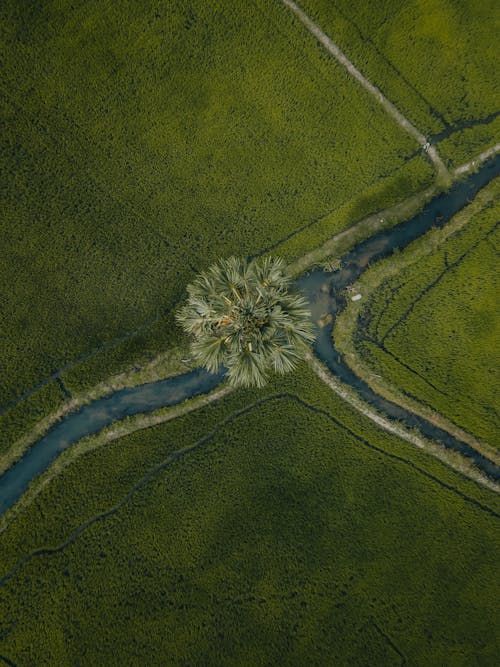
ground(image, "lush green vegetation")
xmin=177 ymin=256 xmax=314 ymax=387
xmin=299 ymin=0 xmax=500 ymax=165
xmin=1 ymin=1 xmax=498 ymax=664
xmin=354 ymin=188 xmax=499 ymax=445
xmin=0 ymin=365 xmax=498 ymax=665
xmin=0 ymin=0 xmax=432 ymax=455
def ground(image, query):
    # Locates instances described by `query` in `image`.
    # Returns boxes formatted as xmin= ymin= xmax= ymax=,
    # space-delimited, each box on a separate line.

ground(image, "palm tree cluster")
xmin=176 ymin=256 xmax=315 ymax=387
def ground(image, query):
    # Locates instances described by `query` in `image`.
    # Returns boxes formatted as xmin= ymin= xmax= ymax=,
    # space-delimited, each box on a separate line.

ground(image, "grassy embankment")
xmin=335 ymin=178 xmax=500 ymax=455
xmin=0 ymin=0 xmax=432 ymax=460
xmin=0 ymin=364 xmax=498 ymax=666
xmin=299 ymin=0 xmax=500 ymax=166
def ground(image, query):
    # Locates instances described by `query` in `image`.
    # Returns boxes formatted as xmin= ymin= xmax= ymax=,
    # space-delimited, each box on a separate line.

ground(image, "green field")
xmin=354 ymin=188 xmax=499 ymax=445
xmin=299 ymin=0 xmax=500 ymax=165
xmin=0 ymin=365 xmax=498 ymax=665
xmin=1 ymin=1 xmax=499 ymax=665
xmin=0 ymin=0 xmax=433 ymax=456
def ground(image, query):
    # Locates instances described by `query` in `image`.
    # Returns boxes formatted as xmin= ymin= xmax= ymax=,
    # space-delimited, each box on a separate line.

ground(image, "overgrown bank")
xmin=335 ymin=177 xmax=500 ymax=455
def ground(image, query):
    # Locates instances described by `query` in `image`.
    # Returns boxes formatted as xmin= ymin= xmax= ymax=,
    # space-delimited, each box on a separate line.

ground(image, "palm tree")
xmin=176 ymin=256 xmax=315 ymax=387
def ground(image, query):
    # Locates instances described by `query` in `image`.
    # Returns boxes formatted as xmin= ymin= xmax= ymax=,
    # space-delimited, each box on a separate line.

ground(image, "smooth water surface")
xmin=0 ymin=369 xmax=222 ymax=513
xmin=298 ymin=154 xmax=500 ymax=480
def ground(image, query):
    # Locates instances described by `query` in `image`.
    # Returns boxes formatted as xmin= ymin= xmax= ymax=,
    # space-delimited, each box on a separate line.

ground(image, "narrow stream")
xmin=1 ymin=156 xmax=499 ymax=515
xmin=0 ymin=369 xmax=223 ymax=513
xmin=297 ymin=154 xmax=500 ymax=480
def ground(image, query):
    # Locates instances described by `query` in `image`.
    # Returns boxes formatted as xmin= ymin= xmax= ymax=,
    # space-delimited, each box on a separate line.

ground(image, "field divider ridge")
xmin=332 ymin=170 xmax=500 ymax=466
xmin=1 ymin=393 xmax=497 ymax=592
xmin=306 ymin=353 xmax=499 ymax=492
xmin=281 ymin=0 xmax=450 ymax=181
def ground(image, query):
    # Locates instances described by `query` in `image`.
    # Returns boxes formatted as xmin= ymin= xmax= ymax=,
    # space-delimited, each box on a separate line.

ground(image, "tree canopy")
xmin=176 ymin=256 xmax=314 ymax=387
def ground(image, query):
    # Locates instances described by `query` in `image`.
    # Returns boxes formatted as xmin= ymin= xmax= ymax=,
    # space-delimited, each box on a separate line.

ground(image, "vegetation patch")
xmin=299 ymin=0 xmax=500 ymax=165
xmin=341 ymin=180 xmax=499 ymax=446
xmin=0 ymin=365 xmax=498 ymax=665
xmin=1 ymin=2 xmax=498 ymax=664
xmin=0 ymin=0 xmax=429 ymax=452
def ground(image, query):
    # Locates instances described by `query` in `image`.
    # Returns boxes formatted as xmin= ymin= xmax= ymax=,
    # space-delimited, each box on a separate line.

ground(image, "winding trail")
xmin=281 ymin=0 xmax=449 ymax=180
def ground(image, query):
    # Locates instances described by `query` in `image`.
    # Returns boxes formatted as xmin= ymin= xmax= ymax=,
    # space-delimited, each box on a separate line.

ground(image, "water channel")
xmin=1 ymin=155 xmax=499 ymax=515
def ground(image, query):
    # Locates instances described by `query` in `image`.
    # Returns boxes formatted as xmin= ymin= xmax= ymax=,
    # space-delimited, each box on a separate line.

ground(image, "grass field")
xmin=0 ymin=0 xmax=433 ymax=456
xmin=299 ymin=0 xmax=500 ymax=165
xmin=0 ymin=365 xmax=498 ymax=665
xmin=1 ymin=2 xmax=499 ymax=664
xmin=352 ymin=185 xmax=499 ymax=445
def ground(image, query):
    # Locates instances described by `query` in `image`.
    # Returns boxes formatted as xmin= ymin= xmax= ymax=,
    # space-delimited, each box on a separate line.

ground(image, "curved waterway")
xmin=1 ymin=156 xmax=499 ymax=515
xmin=0 ymin=370 xmax=223 ymax=514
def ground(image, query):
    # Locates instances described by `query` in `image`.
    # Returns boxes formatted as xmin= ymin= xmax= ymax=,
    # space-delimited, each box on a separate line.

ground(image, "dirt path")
xmin=454 ymin=142 xmax=500 ymax=175
xmin=307 ymin=354 xmax=498 ymax=492
xmin=3 ymin=144 xmax=498 ymax=490
xmin=0 ymin=384 xmax=233 ymax=534
xmin=332 ymin=177 xmax=500 ymax=466
xmin=281 ymin=0 xmax=450 ymax=181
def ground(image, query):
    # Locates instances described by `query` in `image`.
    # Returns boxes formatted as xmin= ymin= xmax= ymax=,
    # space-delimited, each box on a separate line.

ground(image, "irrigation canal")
xmin=1 ymin=155 xmax=499 ymax=515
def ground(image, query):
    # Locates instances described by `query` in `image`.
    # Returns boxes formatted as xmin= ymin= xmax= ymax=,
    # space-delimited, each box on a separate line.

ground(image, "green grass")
xmin=299 ymin=0 xmax=500 ymax=165
xmin=0 ymin=0 xmax=432 ymax=455
xmin=0 ymin=365 xmax=498 ymax=665
xmin=355 ymin=192 xmax=499 ymax=445
xmin=1 ymin=3 xmax=498 ymax=663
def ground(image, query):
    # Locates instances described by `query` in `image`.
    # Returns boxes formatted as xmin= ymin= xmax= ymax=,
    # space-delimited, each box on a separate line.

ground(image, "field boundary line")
xmin=0 ymin=384 xmax=233 ymax=536
xmin=1 ymin=393 xmax=497 ymax=591
xmin=307 ymin=354 xmax=499 ymax=492
xmin=0 ymin=314 xmax=162 ymax=418
xmin=2 ymin=143 xmax=497 ymax=481
xmin=2 ymin=122 xmax=499 ymax=500
xmin=0 ymin=394 xmax=274 ymax=588
xmin=371 ymin=619 xmax=407 ymax=666
xmin=281 ymin=0 xmax=450 ymax=181
xmin=378 ymin=223 xmax=498 ymax=346
xmin=333 ymin=175 xmax=500 ymax=466
xmin=330 ymin=1 xmax=447 ymax=129
xmin=0 ymin=347 xmax=192 ymax=476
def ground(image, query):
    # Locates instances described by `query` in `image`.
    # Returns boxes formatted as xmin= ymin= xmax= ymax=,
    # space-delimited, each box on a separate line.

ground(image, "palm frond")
xmin=226 ymin=348 xmax=268 ymax=388
xmin=176 ymin=256 xmax=315 ymax=387
xmin=191 ymin=335 xmax=227 ymax=373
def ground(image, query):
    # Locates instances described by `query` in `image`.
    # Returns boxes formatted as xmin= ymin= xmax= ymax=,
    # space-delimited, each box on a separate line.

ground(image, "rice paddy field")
xmin=300 ymin=0 xmax=500 ymax=165
xmin=0 ymin=366 xmax=498 ymax=665
xmin=1 ymin=0 xmax=499 ymax=665
xmin=353 ymin=183 xmax=499 ymax=446
xmin=0 ymin=0 xmax=433 ymax=456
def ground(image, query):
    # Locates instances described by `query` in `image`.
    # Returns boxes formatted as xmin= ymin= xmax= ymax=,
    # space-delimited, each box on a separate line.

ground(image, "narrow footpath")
xmin=281 ymin=0 xmax=450 ymax=181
